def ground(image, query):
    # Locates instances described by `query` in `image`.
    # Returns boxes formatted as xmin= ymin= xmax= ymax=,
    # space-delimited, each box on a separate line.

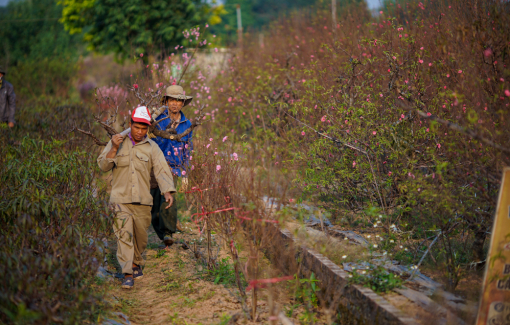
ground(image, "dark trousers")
xmin=150 ymin=188 xmax=178 ymax=241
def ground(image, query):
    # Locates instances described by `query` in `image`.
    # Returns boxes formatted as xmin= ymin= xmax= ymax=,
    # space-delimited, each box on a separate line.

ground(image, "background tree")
xmin=209 ymin=0 xmax=367 ymax=45
xmin=0 ymin=0 xmax=83 ymax=99
xmin=0 ymin=0 xmax=83 ymax=67
xmin=59 ymin=0 xmax=211 ymax=60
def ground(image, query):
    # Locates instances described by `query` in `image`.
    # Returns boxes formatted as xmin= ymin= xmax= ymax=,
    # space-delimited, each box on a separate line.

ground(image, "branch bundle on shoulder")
xmin=73 ymin=85 xmax=206 ymax=145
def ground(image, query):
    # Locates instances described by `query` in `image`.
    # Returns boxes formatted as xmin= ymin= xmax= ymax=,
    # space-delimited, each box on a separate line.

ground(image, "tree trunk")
xmin=471 ymin=229 xmax=487 ymax=268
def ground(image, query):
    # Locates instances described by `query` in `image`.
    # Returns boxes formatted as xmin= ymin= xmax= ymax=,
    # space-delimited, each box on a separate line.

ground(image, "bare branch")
xmin=93 ymin=115 xmax=118 ymax=137
xmin=71 ymin=125 xmax=108 ymax=146
xmin=178 ymin=47 xmax=198 ymax=85
xmin=276 ymin=105 xmax=368 ymax=155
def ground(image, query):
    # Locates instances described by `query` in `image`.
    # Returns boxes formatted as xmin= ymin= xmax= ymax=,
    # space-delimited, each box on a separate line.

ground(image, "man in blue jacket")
xmin=151 ymin=85 xmax=193 ymax=249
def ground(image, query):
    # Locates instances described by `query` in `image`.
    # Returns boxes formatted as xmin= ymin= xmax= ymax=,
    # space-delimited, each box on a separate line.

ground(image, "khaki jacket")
xmin=97 ymin=136 xmax=176 ymax=205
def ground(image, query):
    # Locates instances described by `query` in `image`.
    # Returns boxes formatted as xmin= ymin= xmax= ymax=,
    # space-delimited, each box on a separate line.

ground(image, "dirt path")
xmin=103 ymin=223 xmax=243 ymax=324
xmin=101 ymin=219 xmax=325 ymax=325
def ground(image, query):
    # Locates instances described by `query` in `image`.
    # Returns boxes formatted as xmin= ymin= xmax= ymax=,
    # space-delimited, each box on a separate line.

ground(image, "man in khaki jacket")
xmin=97 ymin=106 xmax=176 ymax=289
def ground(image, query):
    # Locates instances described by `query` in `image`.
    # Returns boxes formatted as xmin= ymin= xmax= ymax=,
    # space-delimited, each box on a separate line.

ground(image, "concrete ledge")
xmin=268 ymin=228 xmax=420 ymax=325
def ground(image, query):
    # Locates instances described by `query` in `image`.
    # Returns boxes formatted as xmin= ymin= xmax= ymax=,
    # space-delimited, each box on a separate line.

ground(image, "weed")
xmin=175 ymin=253 xmax=185 ymax=269
xmin=181 ymin=296 xmax=196 ymax=308
xmin=167 ymin=312 xmax=186 ymax=325
xmin=205 ymin=257 xmax=247 ymax=288
xmin=118 ymin=298 xmax=139 ymax=314
xmin=197 ymin=290 xmax=216 ymax=302
xmin=349 ymin=266 xmax=403 ymax=293
xmin=294 ymin=273 xmax=319 ymax=308
xmin=160 ymin=270 xmax=182 ymax=292
xmin=161 ymin=282 xmax=181 ymax=292
xmin=215 ymin=314 xmax=232 ymax=325
xmin=283 ymin=304 xmax=301 ymax=318
xmin=298 ymin=310 xmax=318 ymax=325
xmin=94 ymin=276 xmax=106 ymax=286
xmin=184 ymin=282 xmax=199 ymax=295
xmin=147 ymin=243 xmax=160 ymax=250
xmin=155 ymin=249 xmax=166 ymax=258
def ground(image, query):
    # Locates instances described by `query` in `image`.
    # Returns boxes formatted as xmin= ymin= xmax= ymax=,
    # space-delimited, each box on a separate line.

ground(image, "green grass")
xmin=348 ymin=266 xmax=403 ymax=293
xmin=155 ymin=249 xmax=166 ymax=258
xmin=147 ymin=242 xmax=160 ymax=250
xmin=202 ymin=257 xmax=246 ymax=288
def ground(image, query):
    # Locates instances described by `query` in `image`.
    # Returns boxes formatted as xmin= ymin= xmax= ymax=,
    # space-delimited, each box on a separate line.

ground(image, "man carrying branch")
xmin=97 ymin=106 xmax=176 ymax=289
xmin=150 ymin=85 xmax=194 ymax=249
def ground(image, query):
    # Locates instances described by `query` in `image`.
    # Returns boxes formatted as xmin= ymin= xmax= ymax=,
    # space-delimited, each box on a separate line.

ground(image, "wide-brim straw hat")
xmin=162 ymin=85 xmax=193 ymax=107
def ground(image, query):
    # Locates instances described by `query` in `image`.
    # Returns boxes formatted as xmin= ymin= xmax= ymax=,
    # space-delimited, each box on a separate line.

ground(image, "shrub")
xmin=0 ymin=126 xmax=113 ymax=323
xmin=6 ymin=58 xmax=79 ymax=103
xmin=202 ymin=0 xmax=510 ymax=290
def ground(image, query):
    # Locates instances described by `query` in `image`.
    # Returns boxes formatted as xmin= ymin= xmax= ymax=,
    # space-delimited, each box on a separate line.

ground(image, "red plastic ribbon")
xmin=246 ymin=275 xmax=294 ymax=291
xmin=235 ymin=212 xmax=280 ymax=224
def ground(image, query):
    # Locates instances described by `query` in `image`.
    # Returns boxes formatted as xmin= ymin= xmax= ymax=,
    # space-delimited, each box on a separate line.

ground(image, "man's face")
xmin=130 ymin=121 xmax=149 ymax=142
xmin=0 ymin=73 xmax=3 ymax=78
xmin=166 ymin=98 xmax=184 ymax=115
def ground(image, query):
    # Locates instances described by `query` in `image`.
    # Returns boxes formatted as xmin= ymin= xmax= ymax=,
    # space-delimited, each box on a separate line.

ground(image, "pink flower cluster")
xmin=97 ymin=85 xmax=127 ymax=105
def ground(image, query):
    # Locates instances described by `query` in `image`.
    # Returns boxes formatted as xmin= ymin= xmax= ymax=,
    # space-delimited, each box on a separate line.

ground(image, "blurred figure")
xmin=0 ymin=66 xmax=16 ymax=128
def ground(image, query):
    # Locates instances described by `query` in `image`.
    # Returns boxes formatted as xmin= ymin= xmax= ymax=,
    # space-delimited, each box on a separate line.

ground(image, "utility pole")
xmin=236 ymin=4 xmax=243 ymax=49
xmin=332 ymin=0 xmax=337 ymax=30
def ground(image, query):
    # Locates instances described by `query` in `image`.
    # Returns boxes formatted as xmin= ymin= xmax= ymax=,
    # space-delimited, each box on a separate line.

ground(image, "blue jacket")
xmin=153 ymin=111 xmax=193 ymax=177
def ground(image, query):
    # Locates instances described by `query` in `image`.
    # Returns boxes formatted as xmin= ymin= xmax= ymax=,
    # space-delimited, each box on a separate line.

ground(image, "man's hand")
xmin=164 ymin=192 xmax=174 ymax=209
xmin=8 ymin=122 xmax=14 ymax=128
xmin=111 ymin=134 xmax=124 ymax=149
xmin=106 ymin=134 xmax=124 ymax=159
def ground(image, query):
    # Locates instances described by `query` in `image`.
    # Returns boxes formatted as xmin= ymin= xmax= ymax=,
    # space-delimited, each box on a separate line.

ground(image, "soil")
xmin=100 ymin=218 xmax=329 ymax=325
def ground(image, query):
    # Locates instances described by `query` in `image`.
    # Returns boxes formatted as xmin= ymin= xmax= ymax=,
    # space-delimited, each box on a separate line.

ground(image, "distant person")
xmin=0 ymin=66 xmax=16 ymax=128
xmin=151 ymin=85 xmax=193 ymax=249
xmin=97 ymin=106 xmax=176 ymax=289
